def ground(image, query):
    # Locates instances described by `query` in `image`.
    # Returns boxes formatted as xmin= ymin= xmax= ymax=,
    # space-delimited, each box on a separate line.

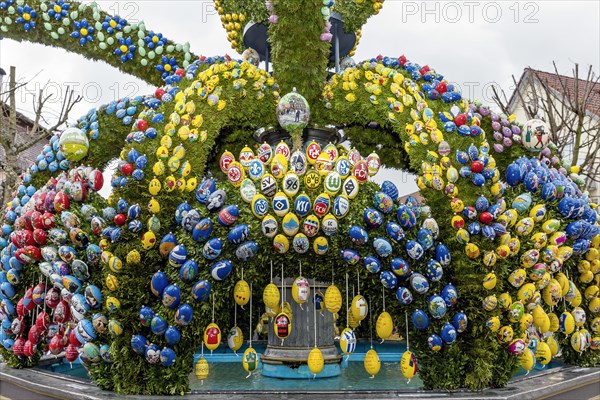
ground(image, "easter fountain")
xmin=0 ymin=0 xmax=599 ymax=397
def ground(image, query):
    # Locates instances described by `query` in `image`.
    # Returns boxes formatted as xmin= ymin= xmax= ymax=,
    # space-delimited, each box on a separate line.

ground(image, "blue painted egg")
xmin=468 ymin=222 xmax=481 ymax=236
xmin=435 ymin=243 xmax=451 ymax=266
xmin=228 ymin=224 xmax=250 ymax=245
xmin=175 ymin=202 xmax=191 ymax=226
xmin=202 ymin=238 xmax=223 ymax=260
xmin=452 ymin=312 xmax=468 ymax=333
xmin=482 ymin=225 xmax=496 ymax=240
xmin=417 ymin=228 xmax=434 ymax=250
xmin=179 ymin=260 xmax=198 ymax=283
xmin=131 ymin=334 xmax=148 ymax=355
xmin=395 ymin=287 xmax=413 ymax=305
xmin=175 ymin=303 xmax=193 ymax=325
xmin=128 ymin=220 xmax=143 ymax=233
xmin=236 ymin=241 xmax=259 ymax=262
xmin=160 ymin=347 xmax=176 ymax=367
xmin=218 ymin=205 xmax=239 ymax=226
xmin=151 ymin=271 xmax=169 ymax=297
xmin=162 ymin=284 xmax=181 ymax=309
xmin=364 ymin=208 xmax=384 ymax=229
xmin=341 ymin=249 xmax=360 ymax=266
xmin=169 ymin=244 xmax=188 ymax=267
xmin=475 ymin=196 xmax=489 ymax=212
xmin=524 ymin=171 xmax=539 ymax=192
xmin=541 ymin=182 xmax=557 ymax=201
xmin=77 ymin=319 xmax=97 ymax=342
xmin=373 ymin=237 xmax=393 ymax=258
xmin=441 ymin=323 xmax=457 ymax=344
xmin=373 ymin=192 xmax=394 ymax=214
xmin=84 ymin=285 xmax=102 ymax=309
xmin=182 ymin=209 xmax=201 ymax=233
xmin=206 ymin=189 xmax=226 ymax=212
xmin=380 ymin=270 xmax=398 ymax=289
xmin=145 ymin=343 xmax=161 ymax=364
xmin=58 ymin=245 xmax=77 ymax=263
xmin=210 ymin=260 xmax=232 ymax=281
xmin=349 ymin=225 xmax=369 ymax=245
xmin=410 ymin=273 xmax=429 ymax=294
xmin=456 ymin=151 xmax=469 ymax=165
xmin=412 ymin=309 xmax=429 ymax=330
xmin=390 ymin=257 xmax=410 ymax=278
xmin=512 ymin=193 xmax=532 ymax=212
xmin=164 ymin=326 xmax=181 ymax=346
xmin=151 ymin=315 xmax=167 ymax=335
xmin=428 ymin=295 xmax=447 ymax=318
xmin=332 ymin=195 xmax=350 ymax=219
xmin=139 ymin=306 xmax=154 ymax=327
xmin=428 ymin=334 xmax=443 ymax=351
xmin=425 ymin=260 xmax=443 ymax=282
xmin=294 ymin=194 xmax=312 ymax=218
xmin=441 ymin=284 xmax=458 ymax=307
xmin=62 ymin=275 xmax=82 ymax=293
xmin=396 ymin=205 xmax=417 ymax=230
xmin=381 ymin=181 xmax=399 ymax=201
xmin=405 ymin=240 xmax=424 ymax=260
xmin=192 ymin=280 xmax=212 ymax=303
xmin=383 ymin=223 xmax=403 ymax=245
xmin=363 ymin=255 xmax=381 ymax=274
xmin=117 ymin=199 xmax=128 ymax=213
xmin=100 ymin=344 xmax=112 ymax=362
xmin=472 ymin=173 xmax=485 ymax=186
xmin=191 ymin=218 xmax=212 ymax=243
xmin=196 ymin=179 xmax=216 ymax=204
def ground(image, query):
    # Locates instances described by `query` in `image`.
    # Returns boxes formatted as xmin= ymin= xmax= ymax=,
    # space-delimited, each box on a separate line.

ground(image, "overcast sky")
xmin=0 ymin=1 xmax=598 ymax=195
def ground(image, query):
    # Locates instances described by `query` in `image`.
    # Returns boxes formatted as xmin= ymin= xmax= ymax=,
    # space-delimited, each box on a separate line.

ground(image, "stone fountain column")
xmin=261 ymin=277 xmax=342 ymax=378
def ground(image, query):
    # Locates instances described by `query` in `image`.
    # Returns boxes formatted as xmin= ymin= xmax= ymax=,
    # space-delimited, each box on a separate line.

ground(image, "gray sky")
xmin=1 ymin=0 xmax=598 ymax=196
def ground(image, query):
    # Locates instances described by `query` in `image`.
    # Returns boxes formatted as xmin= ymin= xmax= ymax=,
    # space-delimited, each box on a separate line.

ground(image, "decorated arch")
xmin=0 ymin=0 xmax=598 ymax=395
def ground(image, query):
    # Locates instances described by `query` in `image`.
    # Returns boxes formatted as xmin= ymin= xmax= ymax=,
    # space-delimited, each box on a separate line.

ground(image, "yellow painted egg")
xmin=517 ymin=283 xmax=537 ymax=302
xmin=348 ymin=311 xmax=360 ymax=328
xmin=126 ymin=250 xmax=141 ymax=265
xmin=364 ymin=349 xmax=381 ymax=377
xmin=508 ymin=269 xmax=527 ymax=288
xmin=273 ymin=234 xmax=290 ymax=254
xmin=495 ymin=245 xmax=511 ymax=259
xmin=242 ymin=347 xmax=259 ymax=374
xmin=203 ymin=322 xmax=222 ymax=351
xmin=282 ymin=213 xmax=300 ymax=236
xmin=531 ymin=232 xmax=547 ymax=249
xmin=148 ymin=198 xmax=160 ymax=214
xmin=263 ymin=283 xmax=280 ymax=310
xmin=227 ymin=325 xmax=244 ymax=352
xmin=591 ymin=337 xmax=600 ymax=350
xmin=465 ymin=243 xmax=480 ymax=259
xmin=497 ymin=325 xmax=514 ymax=344
xmin=141 ymin=231 xmax=156 ymax=250
xmin=486 ymin=316 xmax=501 ymax=332
xmin=153 ymin=161 xmax=165 ymax=176
xmin=555 ymin=273 xmax=570 ymax=295
xmin=163 ymin=175 xmax=176 ymax=192
xmin=520 ymin=314 xmax=533 ymax=331
xmin=498 ymin=292 xmax=512 ymax=311
xmin=587 ymin=248 xmax=599 ymax=261
xmin=308 ymin=347 xmax=325 ymax=376
xmin=589 ymin=297 xmax=600 ymax=314
xmin=195 ymin=357 xmax=209 ymax=380
xmin=233 ymin=280 xmax=250 ymax=306
xmin=400 ymin=350 xmax=417 ymax=380
xmin=483 ymin=272 xmax=497 ymax=290
xmin=542 ymin=280 xmax=562 ymax=307
xmin=515 ymin=217 xmax=535 ymax=236
xmin=571 ymin=330 xmax=588 ymax=352
xmin=274 ymin=312 xmax=292 ymax=339
xmin=292 ymin=276 xmax=310 ymax=305
xmin=186 ymin=177 xmax=198 ymax=192
xmin=532 ymin=305 xmax=550 ymax=333
xmin=449 ymin=198 xmax=464 ymax=213
xmin=546 ymin=334 xmax=559 ymax=356
xmin=106 ymin=296 xmax=121 ymax=312
xmin=324 ymin=285 xmax=342 ymax=314
xmin=148 ymin=178 xmax=162 ymax=195
xmin=584 ymin=285 xmax=599 ymax=300
xmin=535 ymin=341 xmax=551 ymax=365
xmin=542 ymin=219 xmax=561 ymax=234
xmin=376 ymin=311 xmax=394 ymax=341
xmin=271 ymin=153 xmax=288 ymax=179
xmin=529 ymin=204 xmax=547 ymax=222
xmin=519 ymin=348 xmax=535 ymax=371
xmin=572 ymin=306 xmax=586 ymax=327
xmin=108 ymin=256 xmax=123 ymax=273
xmin=483 ymin=251 xmax=497 ymax=267
xmin=482 ymin=295 xmax=498 ymax=311
xmin=105 ymin=274 xmax=119 ymax=291
xmin=313 ymin=236 xmax=329 ymax=255
xmin=557 ymin=246 xmax=573 ymax=261
xmin=351 ymin=295 xmax=368 ymax=322
xmin=340 ymin=328 xmax=357 ymax=355
xmin=593 ymin=317 xmax=600 ymax=333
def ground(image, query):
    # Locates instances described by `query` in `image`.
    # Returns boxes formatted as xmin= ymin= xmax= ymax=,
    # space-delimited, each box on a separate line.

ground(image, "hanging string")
xmin=345 ymin=272 xmax=349 ymax=328
xmin=211 ymin=293 xmax=215 ymax=322
xmin=270 ymin=260 xmax=273 ymax=283
xmin=369 ymin=299 xmax=373 ymax=349
xmin=281 ymin=264 xmax=285 ymax=309
xmin=299 ymin=260 xmax=302 ymax=277
xmin=382 ymin=285 xmax=386 ymax=311
xmin=313 ymin=279 xmax=317 ymax=348
xmin=331 ymin=263 xmax=334 ymax=286
xmin=299 ymin=261 xmax=304 ymax=310
xmin=405 ymin=311 xmax=410 ymax=351
xmin=357 ymin=269 xmax=360 ymax=294
xmin=249 ymin=283 xmax=253 ymax=348
xmin=241 ymin=267 xmax=244 ymax=281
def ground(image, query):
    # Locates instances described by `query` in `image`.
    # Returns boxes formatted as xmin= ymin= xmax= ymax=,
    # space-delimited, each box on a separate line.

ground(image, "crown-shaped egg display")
xmin=0 ymin=0 xmax=598 ymax=395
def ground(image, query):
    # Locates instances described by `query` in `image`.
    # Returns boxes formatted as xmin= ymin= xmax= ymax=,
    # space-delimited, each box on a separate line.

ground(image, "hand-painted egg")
xmin=400 ymin=350 xmax=418 ymax=380
xmin=210 ymin=260 xmax=232 ymax=281
xmin=282 ymin=173 xmax=300 ymax=197
xmin=179 ymin=260 xmax=198 ymax=283
xmin=313 ymin=193 xmax=331 ymax=218
xmin=380 ymin=270 xmax=398 ymax=289
xmin=342 ymin=176 xmax=360 ymax=199
xmin=439 ymin=284 xmax=458 ymax=308
xmin=169 ymin=244 xmax=188 ymax=267
xmin=373 ymin=237 xmax=393 ymax=258
xmin=428 ymin=295 xmax=447 ymax=319
xmin=425 ymin=260 xmax=443 ymax=282
xmin=218 ymin=205 xmax=239 ymax=226
xmin=272 ymin=192 xmax=291 ymax=217
xmin=364 ymin=208 xmax=384 ymax=229
xmin=131 ymin=334 xmax=148 ymax=355
xmin=349 ymin=225 xmax=369 ymax=245
xmin=289 ymin=150 xmax=307 ymax=175
xmin=390 ymin=258 xmax=410 ymax=278
xmin=321 ymin=214 xmax=338 ymax=236
xmin=405 ymin=240 xmax=424 ymax=260
xmin=175 ymin=303 xmax=193 ymax=326
xmin=373 ymin=192 xmax=394 ymax=214
xmin=251 ymin=194 xmax=269 ymax=218
xmin=240 ymin=179 xmax=257 ymax=204
xmin=363 ymin=255 xmax=382 ymax=274
xmin=203 ymin=238 xmax=224 ymax=261
xmin=341 ymin=249 xmax=360 ymax=266
xmin=313 ymin=236 xmax=329 ymax=255
xmin=227 ymin=224 xmax=250 ymax=245
xmin=290 ymin=233 xmax=309 ymax=254
xmin=410 ymin=273 xmax=430 ymax=295
xmin=236 ymin=241 xmax=259 ymax=262
xmin=258 ymin=215 xmax=277 ymax=238
xmin=303 ymin=215 xmax=320 ymax=238
xmin=397 ymin=205 xmax=417 ymax=230
xmin=335 ymin=156 xmax=351 ymax=178
xmin=441 ymin=323 xmax=457 ymax=344
xmin=206 ymin=190 xmax=226 ymax=212
xmin=512 ymin=193 xmax=532 ymax=212
xmin=412 ymin=309 xmax=429 ymax=330
xmin=257 ymin=142 xmax=273 ymax=164
xmin=381 ymin=181 xmax=399 ymax=201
